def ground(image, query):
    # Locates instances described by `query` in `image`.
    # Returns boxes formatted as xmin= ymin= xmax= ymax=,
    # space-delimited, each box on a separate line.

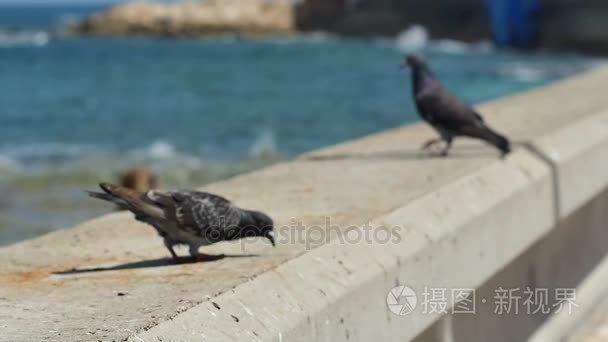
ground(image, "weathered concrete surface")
xmin=2 ymin=67 xmax=608 ymax=341
xmin=446 ymin=109 xmax=608 ymax=342
xmin=569 ymin=291 xmax=608 ymax=342
xmin=532 ymin=252 xmax=608 ymax=342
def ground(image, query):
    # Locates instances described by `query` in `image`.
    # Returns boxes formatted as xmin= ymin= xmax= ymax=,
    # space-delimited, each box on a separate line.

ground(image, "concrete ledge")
xmin=135 ymin=150 xmax=553 ymax=341
xmin=530 ymin=252 xmax=608 ymax=342
xmin=2 ymin=67 xmax=608 ymax=341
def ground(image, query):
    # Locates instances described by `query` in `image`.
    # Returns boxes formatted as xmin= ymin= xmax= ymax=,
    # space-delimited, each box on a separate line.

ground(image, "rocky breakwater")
xmin=71 ymin=0 xmax=295 ymax=36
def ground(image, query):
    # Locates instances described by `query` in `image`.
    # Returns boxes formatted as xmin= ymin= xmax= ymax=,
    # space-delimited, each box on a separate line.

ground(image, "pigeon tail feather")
xmin=471 ymin=126 xmax=511 ymax=155
xmin=91 ymin=182 xmax=167 ymax=220
xmin=86 ymin=191 xmax=128 ymax=209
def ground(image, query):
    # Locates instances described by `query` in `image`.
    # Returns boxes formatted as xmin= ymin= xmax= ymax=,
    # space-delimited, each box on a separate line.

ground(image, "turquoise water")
xmin=0 ymin=4 xmax=599 ymax=245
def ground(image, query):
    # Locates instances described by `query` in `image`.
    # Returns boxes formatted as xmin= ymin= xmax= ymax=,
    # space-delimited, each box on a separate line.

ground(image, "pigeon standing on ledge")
xmin=403 ymin=54 xmax=511 ymax=156
xmin=87 ymin=183 xmax=275 ymax=262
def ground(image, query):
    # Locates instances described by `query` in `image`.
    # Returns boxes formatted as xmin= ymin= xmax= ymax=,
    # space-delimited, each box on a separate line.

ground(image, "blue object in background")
xmin=486 ymin=0 xmax=542 ymax=48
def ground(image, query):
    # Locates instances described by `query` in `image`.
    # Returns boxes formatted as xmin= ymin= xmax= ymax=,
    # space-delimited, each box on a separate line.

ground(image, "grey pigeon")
xmin=404 ymin=54 xmax=511 ymax=156
xmin=88 ymin=182 xmax=275 ymax=262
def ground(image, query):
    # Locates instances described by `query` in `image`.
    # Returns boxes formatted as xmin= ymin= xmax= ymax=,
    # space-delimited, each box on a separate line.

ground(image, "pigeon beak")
xmin=99 ymin=182 xmax=114 ymax=193
xmin=265 ymin=231 xmax=276 ymax=247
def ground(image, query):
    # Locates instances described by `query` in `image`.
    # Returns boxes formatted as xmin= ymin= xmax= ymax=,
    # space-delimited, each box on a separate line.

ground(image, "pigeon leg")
xmin=189 ymin=245 xmax=225 ymax=262
xmin=164 ymin=242 xmax=204 ymax=264
xmin=164 ymin=239 xmax=179 ymax=260
xmin=440 ymin=137 xmax=453 ymax=156
xmin=421 ymin=138 xmax=442 ymax=151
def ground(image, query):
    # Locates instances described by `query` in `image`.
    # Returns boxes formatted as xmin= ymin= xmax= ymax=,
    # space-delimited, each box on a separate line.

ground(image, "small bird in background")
xmin=108 ymin=166 xmax=158 ymax=212
xmin=403 ymin=54 xmax=511 ymax=156
xmin=87 ymin=183 xmax=275 ymax=262
xmin=119 ymin=166 xmax=157 ymax=193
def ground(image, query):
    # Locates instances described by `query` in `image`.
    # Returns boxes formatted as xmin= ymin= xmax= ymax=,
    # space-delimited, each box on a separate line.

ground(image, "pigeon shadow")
xmin=303 ymin=146 xmax=504 ymax=162
xmin=53 ymin=254 xmax=259 ymax=275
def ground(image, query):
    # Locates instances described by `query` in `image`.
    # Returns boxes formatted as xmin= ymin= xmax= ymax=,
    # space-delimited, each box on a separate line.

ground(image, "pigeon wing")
xmin=169 ymin=191 xmax=244 ymax=240
xmin=417 ymin=88 xmax=483 ymax=132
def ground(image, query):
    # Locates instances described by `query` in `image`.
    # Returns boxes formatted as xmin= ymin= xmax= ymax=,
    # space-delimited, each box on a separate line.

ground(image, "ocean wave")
xmin=496 ymin=61 xmax=597 ymax=82
xmin=395 ymin=25 xmax=495 ymax=55
xmin=0 ymin=149 xmax=286 ymax=246
xmin=249 ymin=129 xmax=278 ymax=158
xmin=0 ymin=30 xmax=49 ymax=48
xmin=0 ymin=143 xmax=103 ymax=170
xmin=0 ymin=140 xmax=195 ymax=171
xmin=0 ymin=155 xmax=19 ymax=176
xmin=300 ymin=31 xmax=335 ymax=43
xmin=133 ymin=140 xmax=178 ymax=160
xmin=269 ymin=32 xmax=335 ymax=45
xmin=497 ymin=64 xmax=548 ymax=82
xmin=4 ymin=153 xmax=284 ymax=190
xmin=192 ymin=32 xmax=335 ymax=45
xmin=432 ymin=39 xmax=495 ymax=55
xmin=395 ymin=25 xmax=429 ymax=52
xmin=0 ymin=138 xmax=286 ymax=190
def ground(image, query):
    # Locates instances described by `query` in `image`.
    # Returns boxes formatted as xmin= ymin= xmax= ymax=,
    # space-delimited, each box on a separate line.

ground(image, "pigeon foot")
xmin=421 ymin=138 xmax=442 ymax=150
xmin=193 ymin=253 xmax=226 ymax=262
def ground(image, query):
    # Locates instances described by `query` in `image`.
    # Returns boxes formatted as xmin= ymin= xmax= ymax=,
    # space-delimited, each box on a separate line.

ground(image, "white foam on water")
xmin=395 ymin=25 xmax=429 ymax=52
xmin=498 ymin=64 xmax=548 ymax=82
xmin=472 ymin=40 xmax=496 ymax=54
xmin=497 ymin=60 xmax=600 ymax=83
xmin=496 ymin=62 xmax=591 ymax=83
xmin=249 ymin=129 xmax=278 ymax=158
xmin=0 ymin=142 xmax=102 ymax=168
xmin=395 ymin=25 xmax=495 ymax=55
xmin=0 ymin=31 xmax=49 ymax=48
xmin=302 ymin=31 xmax=334 ymax=43
xmin=144 ymin=140 xmax=177 ymax=159
xmin=432 ymin=39 xmax=470 ymax=54
xmin=270 ymin=32 xmax=334 ymax=45
xmin=430 ymin=39 xmax=495 ymax=55
xmin=0 ymin=154 xmax=19 ymax=173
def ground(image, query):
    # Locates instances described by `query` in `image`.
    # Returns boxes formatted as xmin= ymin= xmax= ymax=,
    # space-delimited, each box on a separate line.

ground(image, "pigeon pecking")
xmin=403 ymin=54 xmax=511 ymax=156
xmin=88 ymin=182 xmax=275 ymax=262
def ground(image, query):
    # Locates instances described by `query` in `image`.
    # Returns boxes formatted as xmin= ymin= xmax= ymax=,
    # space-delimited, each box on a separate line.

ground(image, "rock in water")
xmin=70 ymin=0 xmax=295 ymax=37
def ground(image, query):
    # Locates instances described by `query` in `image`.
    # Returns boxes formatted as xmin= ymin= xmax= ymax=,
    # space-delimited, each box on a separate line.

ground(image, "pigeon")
xmin=87 ymin=182 xmax=275 ymax=262
xmin=403 ymin=54 xmax=511 ymax=156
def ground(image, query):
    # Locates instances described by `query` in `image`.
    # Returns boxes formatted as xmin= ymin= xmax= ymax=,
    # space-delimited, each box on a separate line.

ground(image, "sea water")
xmin=0 ymin=4 xmax=600 ymax=245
